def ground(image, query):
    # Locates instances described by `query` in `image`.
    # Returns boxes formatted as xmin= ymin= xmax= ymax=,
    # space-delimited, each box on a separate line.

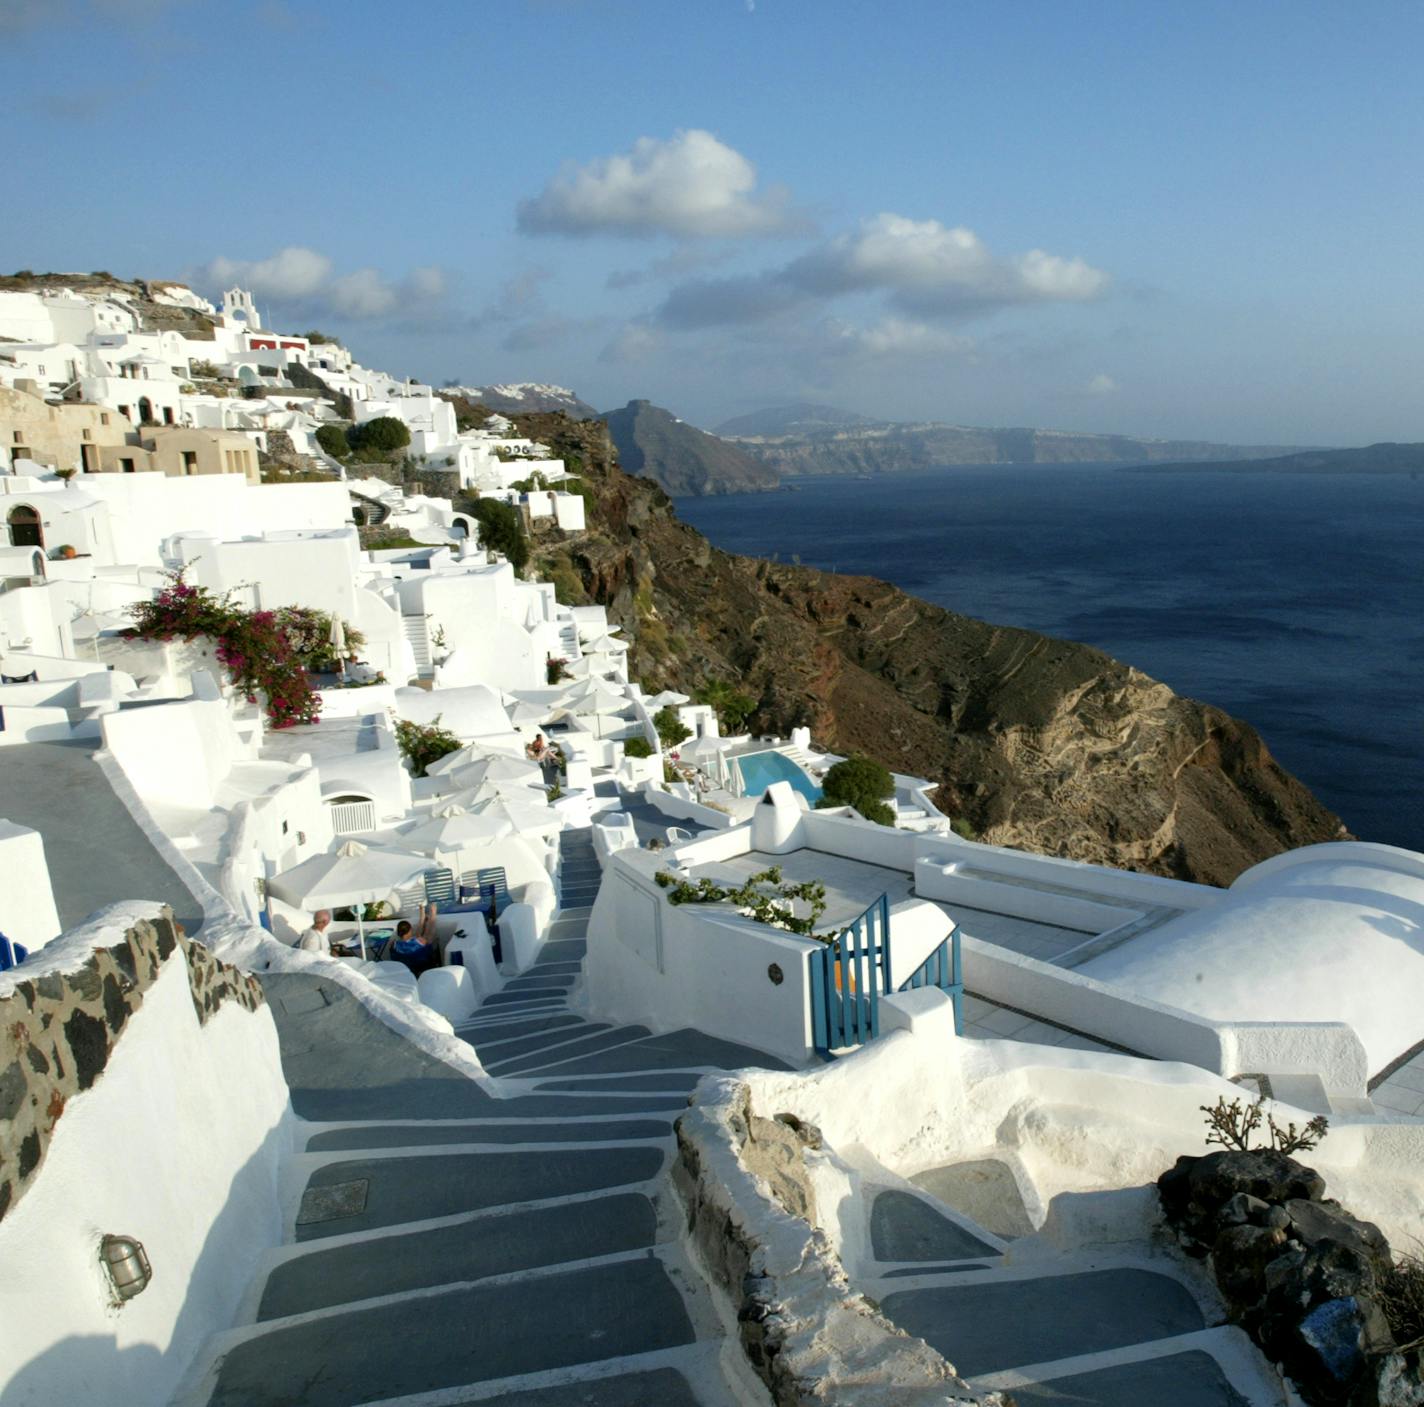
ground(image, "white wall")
xmin=100 ymin=693 xmax=242 ymax=809
xmin=585 ymin=849 xmax=817 ymax=1066
xmin=0 ymin=822 xmax=60 ymax=948
xmin=0 ymin=910 xmax=292 ymax=1407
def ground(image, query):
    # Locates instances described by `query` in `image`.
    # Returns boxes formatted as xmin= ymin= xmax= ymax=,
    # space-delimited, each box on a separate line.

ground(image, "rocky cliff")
xmin=518 ymin=412 xmax=1346 ymax=886
xmin=603 ymin=399 xmax=780 ymax=496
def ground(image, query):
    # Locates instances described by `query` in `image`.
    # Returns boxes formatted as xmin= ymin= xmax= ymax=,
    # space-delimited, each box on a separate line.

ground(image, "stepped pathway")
xmin=182 ymin=828 xmax=788 ymax=1407
xmin=860 ymin=1173 xmax=1282 ymax=1406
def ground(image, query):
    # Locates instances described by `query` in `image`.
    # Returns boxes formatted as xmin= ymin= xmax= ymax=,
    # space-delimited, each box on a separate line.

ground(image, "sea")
xmin=677 ymin=466 xmax=1424 ymax=853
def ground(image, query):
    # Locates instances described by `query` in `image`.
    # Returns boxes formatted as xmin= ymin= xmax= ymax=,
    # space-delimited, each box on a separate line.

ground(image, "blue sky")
xmin=3 ymin=0 xmax=1422 ymax=444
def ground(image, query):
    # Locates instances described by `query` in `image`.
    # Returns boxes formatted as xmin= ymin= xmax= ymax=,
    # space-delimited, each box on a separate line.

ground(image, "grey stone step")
xmin=305 ymin=1119 xmax=672 ymax=1151
xmin=536 ymin=1071 xmax=706 ymax=1094
xmin=880 ymin=1262 xmax=999 ymax=1278
xmin=260 ymin=1192 xmax=658 ymax=1319
xmin=481 ymin=985 xmax=574 ymax=1006
xmin=504 ymin=974 xmax=578 ymax=991
xmin=485 ymin=1027 xmax=654 ymax=1077
xmin=296 ymin=1146 xmax=665 ymax=1241
xmin=996 ymin=1347 xmax=1251 ymax=1406
xmin=881 ymin=1268 xmax=1206 ymax=1379
xmin=533 ymin=1028 xmax=791 ymax=1077
xmin=870 ymin=1190 xmax=999 ymax=1261
xmin=209 ymin=1256 xmax=697 ymax=1407
xmin=467 ymin=1366 xmax=703 ymax=1407
xmin=525 ymin=961 xmax=585 ymax=976
xmin=454 ymin=1013 xmax=588 ymax=1045
xmin=471 ymin=1024 xmax=614 ymax=1065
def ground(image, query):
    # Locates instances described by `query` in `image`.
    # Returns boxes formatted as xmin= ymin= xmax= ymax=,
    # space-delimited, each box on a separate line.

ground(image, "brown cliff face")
xmin=518 ymin=412 xmax=1347 ymax=887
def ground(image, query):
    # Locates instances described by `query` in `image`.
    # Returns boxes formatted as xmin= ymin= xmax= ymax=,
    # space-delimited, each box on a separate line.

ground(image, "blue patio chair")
xmin=422 ymin=867 xmax=457 ymax=910
xmin=0 ymin=933 xmax=30 ymax=972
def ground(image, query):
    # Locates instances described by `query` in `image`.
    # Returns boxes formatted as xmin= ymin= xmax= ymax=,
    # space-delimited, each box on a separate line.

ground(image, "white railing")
xmin=327 ymin=799 xmax=376 ymax=835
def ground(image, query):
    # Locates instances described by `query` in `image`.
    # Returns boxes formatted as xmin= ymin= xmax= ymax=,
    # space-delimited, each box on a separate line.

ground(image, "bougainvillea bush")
xmin=125 ymin=571 xmax=321 ymax=729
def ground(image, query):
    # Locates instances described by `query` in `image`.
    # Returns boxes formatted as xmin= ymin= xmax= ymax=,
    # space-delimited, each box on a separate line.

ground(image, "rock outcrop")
xmin=519 ymin=410 xmax=1346 ymax=887
xmin=1158 ymin=1150 xmax=1419 ymax=1406
xmin=603 ymin=399 xmax=779 ymax=496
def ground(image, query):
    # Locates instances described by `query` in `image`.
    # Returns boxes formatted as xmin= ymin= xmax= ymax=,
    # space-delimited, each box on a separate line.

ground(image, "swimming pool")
xmin=735 ymin=750 xmax=822 ymax=804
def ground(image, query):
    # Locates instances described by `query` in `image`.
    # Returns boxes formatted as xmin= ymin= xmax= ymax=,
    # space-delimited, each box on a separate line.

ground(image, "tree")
xmin=464 ymin=496 xmax=529 ymax=572
xmin=696 ymin=679 xmax=756 ymax=734
xmin=653 ymin=705 xmax=691 ymax=750
xmin=315 ymin=424 xmax=349 ymax=459
xmin=348 ymin=416 xmax=410 ymax=455
xmin=623 ymin=736 xmax=654 ymax=759
xmin=817 ymin=755 xmax=895 ymax=826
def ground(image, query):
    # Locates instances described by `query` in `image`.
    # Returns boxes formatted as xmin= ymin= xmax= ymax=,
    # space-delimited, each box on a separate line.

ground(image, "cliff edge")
xmin=521 ymin=412 xmax=1347 ymax=886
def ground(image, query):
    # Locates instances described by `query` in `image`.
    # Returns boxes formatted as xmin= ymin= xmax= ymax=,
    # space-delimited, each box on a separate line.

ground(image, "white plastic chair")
xmin=665 ymin=826 xmax=694 ymax=845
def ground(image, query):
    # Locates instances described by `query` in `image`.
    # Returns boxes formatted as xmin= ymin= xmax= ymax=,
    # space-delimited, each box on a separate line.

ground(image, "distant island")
xmin=1135 ymin=441 xmax=1424 ymax=475
xmin=715 ymin=402 xmax=1304 ymax=483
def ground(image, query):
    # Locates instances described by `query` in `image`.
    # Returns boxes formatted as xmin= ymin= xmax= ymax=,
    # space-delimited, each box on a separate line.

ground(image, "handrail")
xmin=898 ymin=926 xmax=964 ymax=1036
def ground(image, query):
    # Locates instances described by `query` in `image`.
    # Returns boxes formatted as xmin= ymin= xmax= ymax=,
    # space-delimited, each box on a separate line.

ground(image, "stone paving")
xmin=182 ymin=828 xmax=788 ymax=1407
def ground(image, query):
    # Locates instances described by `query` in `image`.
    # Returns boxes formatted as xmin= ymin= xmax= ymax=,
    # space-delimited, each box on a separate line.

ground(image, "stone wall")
xmin=0 ymin=906 xmax=265 ymax=1225
xmin=675 ymin=1076 xmax=999 ymax=1406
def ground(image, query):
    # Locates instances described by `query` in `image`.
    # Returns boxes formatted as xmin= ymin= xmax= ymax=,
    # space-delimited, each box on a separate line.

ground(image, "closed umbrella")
xmin=266 ymin=839 xmax=431 ymax=959
xmin=329 ymin=615 xmax=347 ymax=681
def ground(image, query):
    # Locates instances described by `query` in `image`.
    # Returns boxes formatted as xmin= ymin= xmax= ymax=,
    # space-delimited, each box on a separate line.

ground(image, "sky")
xmin=2 ymin=0 xmax=1422 ymax=444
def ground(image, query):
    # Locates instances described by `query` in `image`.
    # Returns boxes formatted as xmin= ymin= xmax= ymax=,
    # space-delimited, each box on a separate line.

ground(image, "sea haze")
xmin=678 ymin=466 xmax=1424 ymax=852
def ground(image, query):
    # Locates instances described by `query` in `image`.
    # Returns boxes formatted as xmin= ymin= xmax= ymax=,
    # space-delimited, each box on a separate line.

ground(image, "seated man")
xmin=527 ymin=732 xmax=548 ymax=761
xmin=390 ymin=902 xmax=440 ymax=976
xmin=297 ymin=909 xmax=333 ymax=955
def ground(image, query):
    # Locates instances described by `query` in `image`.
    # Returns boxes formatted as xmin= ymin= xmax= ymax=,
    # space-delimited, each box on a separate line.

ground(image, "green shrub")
xmin=316 ymin=424 xmax=350 ymax=458
xmin=463 ymin=496 xmax=529 ymax=571
xmin=394 ymin=716 xmax=462 ymax=777
xmin=816 ymin=755 xmax=895 ymax=826
xmin=653 ymin=705 xmax=691 ymax=749
xmin=695 ymin=679 xmax=756 ymax=734
xmin=349 ymin=416 xmax=410 ymax=454
xmin=623 ymin=736 xmax=654 ymax=759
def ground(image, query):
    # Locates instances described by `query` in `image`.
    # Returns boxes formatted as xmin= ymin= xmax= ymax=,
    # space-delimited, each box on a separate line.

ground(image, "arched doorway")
xmin=137 ymin=396 xmax=154 ymax=425
xmin=7 ymin=505 xmax=43 ymax=549
xmin=451 ymin=518 xmax=470 ymax=539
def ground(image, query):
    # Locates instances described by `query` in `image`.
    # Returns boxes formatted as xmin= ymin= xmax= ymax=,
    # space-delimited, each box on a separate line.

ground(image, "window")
xmin=100 ymin=413 xmax=110 ymax=426
xmin=162 ymin=406 xmax=174 ymax=425
xmin=182 ymin=451 xmax=198 ymax=475
xmin=11 ymin=432 xmax=20 ymax=444
xmin=82 ymin=428 xmax=92 ymax=441
xmin=121 ymin=458 xmax=135 ymax=473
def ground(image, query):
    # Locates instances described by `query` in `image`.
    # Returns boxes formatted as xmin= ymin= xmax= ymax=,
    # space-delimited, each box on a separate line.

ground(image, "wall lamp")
xmin=100 ymin=1234 xmax=152 ymax=1301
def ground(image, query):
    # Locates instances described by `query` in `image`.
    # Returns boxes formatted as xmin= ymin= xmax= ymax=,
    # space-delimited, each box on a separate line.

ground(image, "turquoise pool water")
xmin=735 ymin=750 xmax=822 ymax=804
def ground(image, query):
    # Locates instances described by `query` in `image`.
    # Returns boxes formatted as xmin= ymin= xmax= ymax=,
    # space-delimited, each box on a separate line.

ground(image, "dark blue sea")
xmin=677 ymin=466 xmax=1424 ymax=852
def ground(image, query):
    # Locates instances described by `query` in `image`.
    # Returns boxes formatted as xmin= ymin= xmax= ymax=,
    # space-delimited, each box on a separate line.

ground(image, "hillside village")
xmin=1 ymin=279 xmax=1423 ymax=1407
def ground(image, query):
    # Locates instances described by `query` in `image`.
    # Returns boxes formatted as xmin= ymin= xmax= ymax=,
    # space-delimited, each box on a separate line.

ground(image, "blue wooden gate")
xmin=809 ymin=894 xmax=891 ymax=1054
xmin=809 ymin=899 xmax=965 ymax=1054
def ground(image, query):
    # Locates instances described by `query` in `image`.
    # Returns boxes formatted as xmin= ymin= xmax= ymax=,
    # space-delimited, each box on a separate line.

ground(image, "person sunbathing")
xmin=390 ymin=902 xmax=440 ymax=975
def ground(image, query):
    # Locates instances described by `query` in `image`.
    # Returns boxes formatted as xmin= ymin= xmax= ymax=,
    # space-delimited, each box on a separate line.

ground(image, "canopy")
xmin=265 ymin=839 xmax=431 ymax=958
xmin=465 ymin=793 xmax=563 ymax=838
xmin=401 ymin=805 xmax=514 ymax=862
xmin=446 ymin=755 xmax=545 ymax=792
xmin=646 ymin=689 xmax=690 ymax=707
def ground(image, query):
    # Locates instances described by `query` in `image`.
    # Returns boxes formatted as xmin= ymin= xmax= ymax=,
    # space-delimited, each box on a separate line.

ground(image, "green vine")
xmin=654 ymin=865 xmax=831 ymax=940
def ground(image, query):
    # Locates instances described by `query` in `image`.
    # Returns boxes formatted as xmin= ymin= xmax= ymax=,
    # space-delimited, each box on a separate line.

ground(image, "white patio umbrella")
xmin=562 ymin=680 xmax=630 ymax=715
xmin=646 ymin=689 xmax=691 ymax=707
xmin=425 ymin=739 xmax=527 ymax=777
xmin=329 ymin=615 xmax=347 ymax=681
xmin=447 ymin=755 xmax=545 ymax=792
xmin=266 ymin=839 xmax=432 ymax=958
xmin=508 ymin=699 xmax=555 ymax=726
xmin=401 ymin=804 xmax=515 ymax=865
xmin=465 ymin=793 xmax=564 ymax=838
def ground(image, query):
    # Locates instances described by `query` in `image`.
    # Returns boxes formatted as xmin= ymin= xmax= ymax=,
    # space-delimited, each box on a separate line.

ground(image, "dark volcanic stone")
xmin=101 ymin=973 xmax=129 ymax=1034
xmin=1159 ymin=1150 xmax=1327 ymax=1250
xmin=63 ymin=1008 xmax=110 ymax=1091
xmin=16 ymin=1130 xmax=40 ymax=1180
xmin=1221 ymin=1192 xmax=1271 ymax=1226
xmin=0 ymin=1060 xmax=26 ymax=1122
xmin=1213 ymin=1223 xmax=1287 ymax=1315
xmin=1285 ymin=1199 xmax=1390 ymax=1264
xmin=1270 ymin=1295 xmax=1395 ymax=1405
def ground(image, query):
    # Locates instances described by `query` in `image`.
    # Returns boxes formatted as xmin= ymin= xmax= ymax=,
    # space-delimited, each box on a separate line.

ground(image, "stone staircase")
xmin=401 ymin=612 xmax=432 ymax=677
xmin=179 ymin=828 xmax=788 ymax=1407
xmin=860 ymin=1174 xmax=1284 ymax=1405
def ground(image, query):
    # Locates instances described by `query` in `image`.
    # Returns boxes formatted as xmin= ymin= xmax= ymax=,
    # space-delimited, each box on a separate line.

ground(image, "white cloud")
xmin=1086 ymin=372 xmax=1120 ymax=394
xmin=518 ymin=129 xmax=802 ymax=239
xmin=833 ymin=316 xmax=976 ymax=359
xmin=194 ymin=246 xmax=447 ymax=322
xmin=785 ymin=213 xmax=1109 ymax=316
xmin=201 ymin=246 xmax=332 ymax=300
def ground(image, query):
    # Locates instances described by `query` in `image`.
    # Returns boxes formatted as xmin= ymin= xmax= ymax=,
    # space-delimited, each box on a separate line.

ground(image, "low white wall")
xmin=0 ymin=908 xmax=292 ymax=1407
xmin=101 ymin=693 xmax=239 ymax=809
xmin=916 ymin=858 xmax=1135 ymax=933
xmin=585 ymin=853 xmax=817 ymax=1067
xmin=643 ymin=783 xmax=738 ymax=832
xmin=0 ymin=705 xmax=99 ymax=746
xmin=961 ymin=936 xmax=1371 ymax=1093
xmin=667 ymin=823 xmax=755 ymax=868
xmin=0 ymin=822 xmax=60 ymax=948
